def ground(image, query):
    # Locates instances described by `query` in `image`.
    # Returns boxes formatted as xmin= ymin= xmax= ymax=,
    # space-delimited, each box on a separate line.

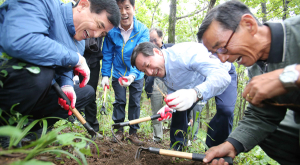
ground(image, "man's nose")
xmin=218 ymin=54 xmax=230 ymax=63
xmin=145 ymin=68 xmax=153 ymax=76
xmin=94 ymin=30 xmax=103 ymax=38
xmin=120 ymin=8 xmax=126 ymax=14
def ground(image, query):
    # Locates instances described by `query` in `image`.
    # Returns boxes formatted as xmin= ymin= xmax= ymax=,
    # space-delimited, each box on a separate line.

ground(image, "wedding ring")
xmin=247 ymin=93 xmax=253 ymax=100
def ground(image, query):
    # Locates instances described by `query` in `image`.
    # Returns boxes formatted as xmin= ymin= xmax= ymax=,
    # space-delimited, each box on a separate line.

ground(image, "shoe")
xmin=0 ymin=136 xmax=9 ymax=149
xmin=111 ymin=130 xmax=124 ymax=143
xmin=153 ymin=137 xmax=162 ymax=143
xmin=22 ymin=128 xmax=52 ymax=142
xmin=0 ymin=136 xmax=22 ymax=149
xmin=126 ymin=133 xmax=145 ymax=146
xmin=95 ymin=132 xmax=104 ymax=140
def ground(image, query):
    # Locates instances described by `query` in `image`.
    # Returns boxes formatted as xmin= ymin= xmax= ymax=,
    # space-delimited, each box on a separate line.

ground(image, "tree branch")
xmin=176 ymin=6 xmax=208 ymax=20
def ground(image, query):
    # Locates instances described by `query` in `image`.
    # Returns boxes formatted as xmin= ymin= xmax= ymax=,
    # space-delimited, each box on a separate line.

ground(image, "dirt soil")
xmin=0 ymin=131 xmax=204 ymax=165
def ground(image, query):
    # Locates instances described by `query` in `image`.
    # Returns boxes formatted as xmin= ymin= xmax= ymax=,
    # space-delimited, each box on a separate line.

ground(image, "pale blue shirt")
xmin=160 ymin=42 xmax=231 ymax=102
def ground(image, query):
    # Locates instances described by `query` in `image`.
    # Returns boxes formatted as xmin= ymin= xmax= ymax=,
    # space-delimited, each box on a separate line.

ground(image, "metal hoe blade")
xmin=111 ymin=124 xmax=123 ymax=145
xmin=135 ymin=147 xmax=149 ymax=160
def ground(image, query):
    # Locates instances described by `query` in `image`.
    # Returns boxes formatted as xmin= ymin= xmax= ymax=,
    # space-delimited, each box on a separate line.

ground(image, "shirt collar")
xmin=260 ymin=22 xmax=286 ymax=63
xmin=119 ymin=21 xmax=134 ymax=32
xmin=161 ymin=42 xmax=166 ymax=49
xmin=61 ymin=2 xmax=76 ymax=36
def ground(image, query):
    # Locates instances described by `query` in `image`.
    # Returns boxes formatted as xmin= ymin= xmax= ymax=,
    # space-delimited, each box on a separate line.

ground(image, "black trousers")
xmin=0 ymin=59 xmax=94 ymax=128
xmin=111 ymin=77 xmax=144 ymax=134
xmin=79 ymin=61 xmax=100 ymax=132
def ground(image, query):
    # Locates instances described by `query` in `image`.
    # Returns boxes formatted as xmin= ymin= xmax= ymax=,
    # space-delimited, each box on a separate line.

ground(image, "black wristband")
xmin=226 ymin=137 xmax=244 ymax=155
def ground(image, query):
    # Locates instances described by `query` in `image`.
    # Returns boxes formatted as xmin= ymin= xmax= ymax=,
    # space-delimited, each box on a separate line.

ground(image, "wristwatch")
xmin=279 ymin=64 xmax=299 ymax=90
xmin=193 ymin=87 xmax=203 ymax=101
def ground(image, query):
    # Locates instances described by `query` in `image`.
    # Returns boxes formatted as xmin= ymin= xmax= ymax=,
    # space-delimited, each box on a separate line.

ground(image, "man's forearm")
xmin=296 ymin=64 xmax=300 ymax=88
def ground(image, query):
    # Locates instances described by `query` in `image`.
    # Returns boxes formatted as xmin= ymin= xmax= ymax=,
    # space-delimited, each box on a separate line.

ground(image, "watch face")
xmin=281 ymin=71 xmax=298 ymax=83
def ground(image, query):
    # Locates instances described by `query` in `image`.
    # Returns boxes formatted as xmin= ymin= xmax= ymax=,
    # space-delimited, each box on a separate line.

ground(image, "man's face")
xmin=135 ymin=48 xmax=165 ymax=78
xmin=150 ymin=30 xmax=163 ymax=48
xmin=118 ymin=0 xmax=135 ymax=31
xmin=202 ymin=20 xmax=259 ymax=67
xmin=73 ymin=1 xmax=114 ymax=41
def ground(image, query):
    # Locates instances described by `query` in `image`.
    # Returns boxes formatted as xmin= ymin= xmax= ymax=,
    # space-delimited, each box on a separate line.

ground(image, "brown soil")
xmin=0 ymin=131 xmax=204 ymax=165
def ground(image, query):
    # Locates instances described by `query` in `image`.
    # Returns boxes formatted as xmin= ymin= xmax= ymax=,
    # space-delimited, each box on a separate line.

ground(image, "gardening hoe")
xmin=111 ymin=110 xmax=175 ymax=145
xmin=53 ymin=82 xmax=97 ymax=140
xmin=100 ymin=85 xmax=108 ymax=115
xmin=135 ymin=147 xmax=233 ymax=165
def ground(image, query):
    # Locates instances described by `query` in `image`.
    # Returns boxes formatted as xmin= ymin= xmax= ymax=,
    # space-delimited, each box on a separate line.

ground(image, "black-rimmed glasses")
xmin=212 ymin=30 xmax=235 ymax=57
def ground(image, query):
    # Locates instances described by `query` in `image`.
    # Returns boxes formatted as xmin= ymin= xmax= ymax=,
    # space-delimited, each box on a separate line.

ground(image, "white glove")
xmin=101 ymin=76 xmax=109 ymax=89
xmin=58 ymin=85 xmax=76 ymax=116
xmin=74 ymin=53 xmax=90 ymax=88
xmin=118 ymin=75 xmax=135 ymax=87
xmin=164 ymin=89 xmax=197 ymax=111
xmin=157 ymin=105 xmax=173 ymax=121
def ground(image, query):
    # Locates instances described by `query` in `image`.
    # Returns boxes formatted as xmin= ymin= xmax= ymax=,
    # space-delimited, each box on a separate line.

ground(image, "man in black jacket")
xmin=78 ymin=37 xmax=105 ymax=139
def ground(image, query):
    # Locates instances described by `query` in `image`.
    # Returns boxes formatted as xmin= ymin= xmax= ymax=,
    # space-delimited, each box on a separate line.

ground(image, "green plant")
xmin=1 ymin=52 xmax=40 ymax=88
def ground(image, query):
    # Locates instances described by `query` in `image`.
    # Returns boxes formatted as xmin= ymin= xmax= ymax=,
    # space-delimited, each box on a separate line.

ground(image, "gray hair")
xmin=197 ymin=0 xmax=261 ymax=42
xmin=149 ymin=27 xmax=163 ymax=38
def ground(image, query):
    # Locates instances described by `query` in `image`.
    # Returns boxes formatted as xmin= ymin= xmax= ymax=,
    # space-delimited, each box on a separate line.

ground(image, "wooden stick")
xmin=155 ymin=84 xmax=166 ymax=98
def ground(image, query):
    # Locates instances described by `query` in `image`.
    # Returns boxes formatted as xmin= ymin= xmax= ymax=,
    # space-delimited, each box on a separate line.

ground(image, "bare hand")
xmin=203 ymin=142 xmax=236 ymax=165
xmin=242 ymin=69 xmax=287 ymax=107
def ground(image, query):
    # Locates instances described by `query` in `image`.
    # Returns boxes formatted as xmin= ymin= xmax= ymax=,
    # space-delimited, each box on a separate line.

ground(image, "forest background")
xmin=0 ymin=0 xmax=299 ymax=164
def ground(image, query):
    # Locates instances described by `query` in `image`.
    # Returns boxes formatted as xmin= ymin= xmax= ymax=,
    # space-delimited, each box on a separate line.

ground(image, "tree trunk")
xmin=168 ymin=0 xmax=176 ymax=43
xmin=283 ymin=0 xmax=290 ymax=20
xmin=207 ymin=0 xmax=216 ymax=13
xmin=261 ymin=2 xmax=267 ymax=23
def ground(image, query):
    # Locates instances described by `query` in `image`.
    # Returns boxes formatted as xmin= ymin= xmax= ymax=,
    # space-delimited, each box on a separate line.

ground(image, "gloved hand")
xmin=101 ymin=76 xmax=109 ymax=89
xmin=164 ymin=89 xmax=197 ymax=111
xmin=74 ymin=53 xmax=90 ymax=88
xmin=58 ymin=85 xmax=76 ymax=116
xmin=118 ymin=75 xmax=135 ymax=87
xmin=157 ymin=105 xmax=173 ymax=121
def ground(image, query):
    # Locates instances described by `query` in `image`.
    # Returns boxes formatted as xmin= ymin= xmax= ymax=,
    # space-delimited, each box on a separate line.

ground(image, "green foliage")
xmin=0 ymin=52 xmax=41 ymax=88
xmin=10 ymin=159 xmax=54 ymax=165
xmin=235 ymin=146 xmax=279 ymax=165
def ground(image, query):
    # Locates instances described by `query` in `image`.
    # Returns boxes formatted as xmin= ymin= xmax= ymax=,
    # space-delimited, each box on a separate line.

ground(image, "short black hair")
xmin=116 ymin=0 xmax=135 ymax=7
xmin=88 ymin=0 xmax=121 ymax=27
xmin=150 ymin=27 xmax=163 ymax=38
xmin=197 ymin=0 xmax=261 ymax=42
xmin=131 ymin=42 xmax=160 ymax=68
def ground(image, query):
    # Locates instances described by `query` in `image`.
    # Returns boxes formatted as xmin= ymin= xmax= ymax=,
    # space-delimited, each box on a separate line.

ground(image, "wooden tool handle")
xmin=129 ymin=116 xmax=152 ymax=125
xmin=53 ymin=82 xmax=87 ymax=125
xmin=69 ymin=106 xmax=86 ymax=124
xmin=103 ymin=85 xmax=108 ymax=103
xmin=159 ymin=149 xmax=193 ymax=159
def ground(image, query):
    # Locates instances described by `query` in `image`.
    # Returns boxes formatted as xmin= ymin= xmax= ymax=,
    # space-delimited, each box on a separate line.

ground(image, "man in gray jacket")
xmin=197 ymin=1 xmax=300 ymax=164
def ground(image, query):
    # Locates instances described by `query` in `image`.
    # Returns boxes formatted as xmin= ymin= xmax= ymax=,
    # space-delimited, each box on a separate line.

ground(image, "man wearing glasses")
xmin=131 ymin=42 xmax=237 ymax=150
xmin=197 ymin=0 xmax=300 ymax=164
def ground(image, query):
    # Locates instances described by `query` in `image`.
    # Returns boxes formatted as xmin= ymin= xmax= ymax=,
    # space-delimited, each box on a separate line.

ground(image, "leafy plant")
xmin=0 ymin=52 xmax=41 ymax=88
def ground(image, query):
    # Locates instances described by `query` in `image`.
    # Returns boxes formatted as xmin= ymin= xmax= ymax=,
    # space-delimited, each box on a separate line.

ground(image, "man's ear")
xmin=240 ymin=14 xmax=258 ymax=36
xmin=78 ymin=0 xmax=90 ymax=11
xmin=153 ymin=48 xmax=162 ymax=56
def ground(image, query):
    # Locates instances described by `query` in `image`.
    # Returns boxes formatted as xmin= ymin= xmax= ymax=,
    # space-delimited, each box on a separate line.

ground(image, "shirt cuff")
xmin=226 ymin=137 xmax=245 ymax=155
